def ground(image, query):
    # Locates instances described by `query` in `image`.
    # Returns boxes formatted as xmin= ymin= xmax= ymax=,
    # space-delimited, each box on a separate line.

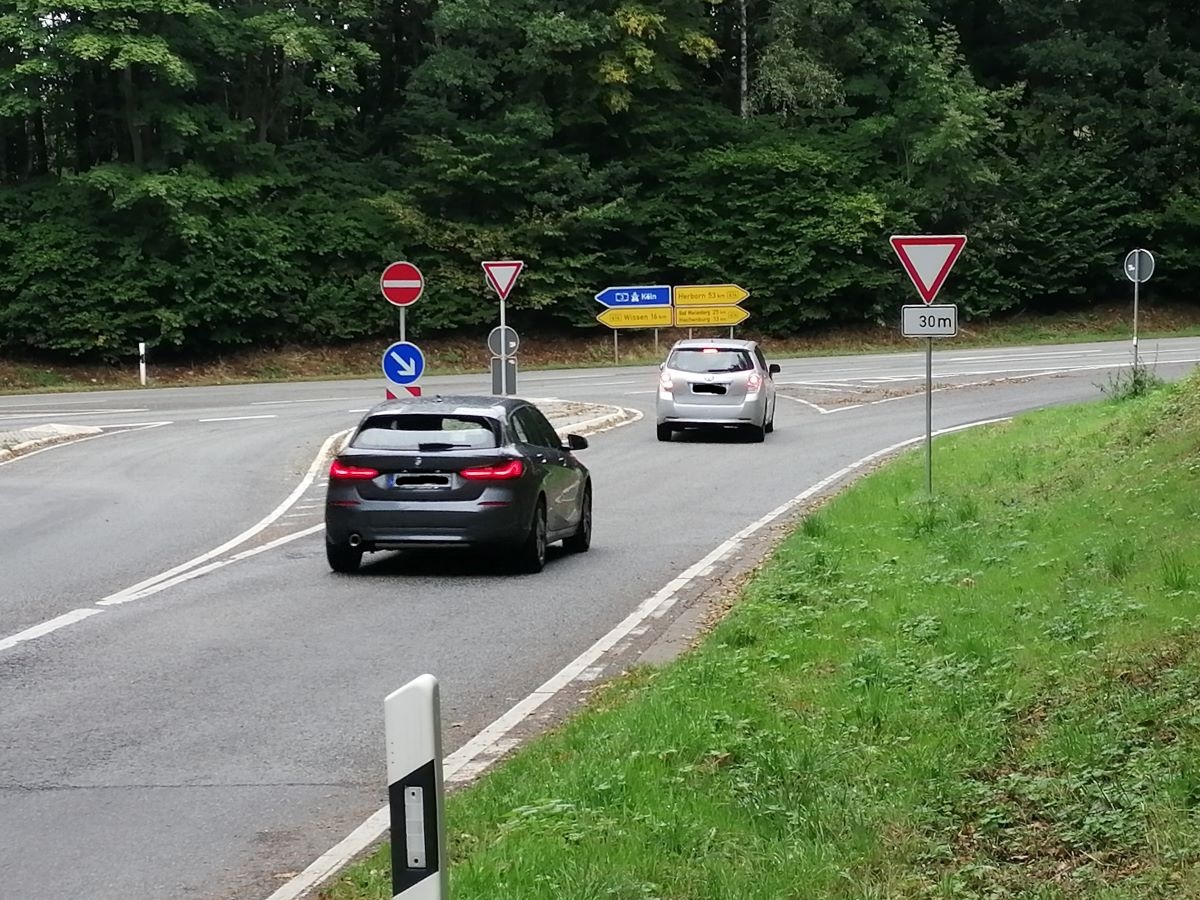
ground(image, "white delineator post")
xmin=138 ymin=341 xmax=147 ymax=386
xmin=385 ymin=674 xmax=448 ymax=900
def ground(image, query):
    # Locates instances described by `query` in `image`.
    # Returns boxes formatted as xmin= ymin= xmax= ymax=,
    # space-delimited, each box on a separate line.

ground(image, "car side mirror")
xmin=564 ymin=433 xmax=588 ymax=451
xmin=769 ymin=363 xmax=781 ymax=375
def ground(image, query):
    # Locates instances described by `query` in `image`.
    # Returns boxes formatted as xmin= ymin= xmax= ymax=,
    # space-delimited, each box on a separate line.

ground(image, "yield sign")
xmin=482 ymin=260 xmax=524 ymax=301
xmin=890 ymin=235 xmax=967 ymax=304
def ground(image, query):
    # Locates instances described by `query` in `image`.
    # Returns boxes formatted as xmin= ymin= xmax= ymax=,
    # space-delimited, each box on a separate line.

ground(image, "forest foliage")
xmin=0 ymin=1 xmax=1196 ymax=359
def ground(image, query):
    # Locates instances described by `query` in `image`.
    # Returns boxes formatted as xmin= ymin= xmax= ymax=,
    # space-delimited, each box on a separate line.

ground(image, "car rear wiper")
xmin=417 ymin=442 xmax=470 ymax=451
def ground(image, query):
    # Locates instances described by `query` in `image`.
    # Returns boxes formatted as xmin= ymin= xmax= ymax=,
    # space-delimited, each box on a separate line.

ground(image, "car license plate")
xmin=390 ymin=474 xmax=452 ymax=490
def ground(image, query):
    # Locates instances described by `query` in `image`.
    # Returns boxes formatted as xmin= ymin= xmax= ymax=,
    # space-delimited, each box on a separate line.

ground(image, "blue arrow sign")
xmin=381 ymin=341 xmax=425 ymax=386
xmin=594 ymin=285 xmax=671 ymax=308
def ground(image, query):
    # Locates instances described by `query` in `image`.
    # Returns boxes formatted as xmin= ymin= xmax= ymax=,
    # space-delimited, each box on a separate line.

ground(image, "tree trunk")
xmin=74 ymin=69 xmax=93 ymax=172
xmin=120 ymin=66 xmax=144 ymax=165
xmin=32 ymin=107 xmax=49 ymax=176
xmin=739 ymin=0 xmax=749 ymax=118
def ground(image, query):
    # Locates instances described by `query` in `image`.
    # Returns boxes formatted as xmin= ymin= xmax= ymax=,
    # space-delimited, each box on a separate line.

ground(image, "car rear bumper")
xmin=325 ymin=496 xmax=532 ymax=550
xmin=656 ymin=392 xmax=768 ymax=426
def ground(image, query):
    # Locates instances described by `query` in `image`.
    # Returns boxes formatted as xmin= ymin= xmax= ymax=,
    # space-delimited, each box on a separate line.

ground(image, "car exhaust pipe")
xmin=348 ymin=533 xmax=363 ymax=548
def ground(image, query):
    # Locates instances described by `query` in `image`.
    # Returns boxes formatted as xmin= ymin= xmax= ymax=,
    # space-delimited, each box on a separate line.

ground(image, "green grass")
xmin=326 ymin=369 xmax=1200 ymax=899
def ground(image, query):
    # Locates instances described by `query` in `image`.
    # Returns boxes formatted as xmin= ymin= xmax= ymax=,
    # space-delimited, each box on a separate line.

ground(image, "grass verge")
xmin=326 ymin=368 xmax=1200 ymax=899
xmin=2 ymin=302 xmax=1198 ymax=393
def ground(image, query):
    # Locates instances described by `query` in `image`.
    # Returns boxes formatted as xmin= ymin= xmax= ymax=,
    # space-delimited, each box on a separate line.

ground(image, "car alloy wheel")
xmin=517 ymin=502 xmax=547 ymax=573
xmin=564 ymin=487 xmax=592 ymax=553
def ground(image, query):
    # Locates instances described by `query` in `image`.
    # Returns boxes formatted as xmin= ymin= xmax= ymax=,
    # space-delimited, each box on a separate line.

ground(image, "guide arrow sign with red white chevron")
xmin=889 ymin=235 xmax=966 ymax=304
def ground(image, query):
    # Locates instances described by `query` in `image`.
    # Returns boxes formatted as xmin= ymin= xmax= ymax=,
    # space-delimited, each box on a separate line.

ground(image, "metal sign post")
xmin=891 ymin=236 xmax=968 ymax=496
xmin=381 ymin=262 xmax=425 ymax=399
xmin=482 ymin=262 xmax=525 ymax=396
xmin=926 ymin=339 xmax=933 ymax=495
xmin=385 ymin=675 xmax=448 ymax=900
xmin=1124 ymin=248 xmax=1155 ymax=369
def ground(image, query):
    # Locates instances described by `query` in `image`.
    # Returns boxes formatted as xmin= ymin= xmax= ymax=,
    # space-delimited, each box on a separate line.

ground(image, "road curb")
xmin=554 ymin=405 xmax=642 ymax=438
xmin=0 ymin=426 xmax=103 ymax=460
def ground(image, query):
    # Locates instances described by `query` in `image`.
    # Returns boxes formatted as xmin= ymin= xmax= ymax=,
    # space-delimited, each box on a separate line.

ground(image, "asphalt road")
xmin=2 ymin=337 xmax=1198 ymax=900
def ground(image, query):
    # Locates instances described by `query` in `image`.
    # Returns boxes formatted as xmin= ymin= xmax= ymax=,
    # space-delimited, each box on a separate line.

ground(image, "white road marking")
xmin=779 ymin=381 xmax=866 ymax=392
xmin=198 ymin=415 xmax=278 ymax=423
xmin=251 ymin=398 xmax=355 ymax=407
xmin=0 ymin=408 xmax=148 ymax=420
xmin=97 ymin=429 xmax=351 ymax=606
xmin=782 ymin=385 xmax=857 ymax=394
xmin=262 ymin=415 xmax=1013 ymax=900
xmin=623 ymin=390 xmax=657 ymax=396
xmin=87 ymin=421 xmax=176 ymax=429
xmin=778 ymin=395 xmax=830 ymax=414
xmin=0 ymin=609 xmax=104 ymax=653
xmin=947 ymin=350 xmax=1104 ymax=362
xmin=104 ymin=525 xmax=325 ymax=606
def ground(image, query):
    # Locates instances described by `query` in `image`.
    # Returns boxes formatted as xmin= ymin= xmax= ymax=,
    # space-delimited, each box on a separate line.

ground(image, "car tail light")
xmin=659 ymin=370 xmax=673 ymax=392
xmin=329 ymin=460 xmax=380 ymax=481
xmin=746 ymin=373 xmax=764 ymax=394
xmin=460 ymin=459 xmax=525 ymax=481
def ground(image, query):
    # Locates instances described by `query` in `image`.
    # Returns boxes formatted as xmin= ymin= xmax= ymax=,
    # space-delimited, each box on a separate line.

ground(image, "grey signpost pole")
xmin=499 ymin=290 xmax=507 ymax=394
xmin=926 ymin=338 xmax=933 ymax=495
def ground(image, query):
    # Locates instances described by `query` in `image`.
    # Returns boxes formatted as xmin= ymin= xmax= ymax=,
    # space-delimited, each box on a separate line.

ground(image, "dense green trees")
xmin=0 ymin=1 xmax=1194 ymax=359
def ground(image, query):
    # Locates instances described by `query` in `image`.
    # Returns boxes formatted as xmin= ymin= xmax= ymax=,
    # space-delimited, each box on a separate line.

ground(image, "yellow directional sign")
xmin=672 ymin=284 xmax=750 ymax=307
xmin=596 ymin=307 xmax=673 ymax=329
xmin=674 ymin=306 xmax=750 ymax=327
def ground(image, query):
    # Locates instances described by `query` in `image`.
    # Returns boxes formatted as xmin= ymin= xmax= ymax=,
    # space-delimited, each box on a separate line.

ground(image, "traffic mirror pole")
xmin=1133 ymin=270 xmax=1140 ymax=370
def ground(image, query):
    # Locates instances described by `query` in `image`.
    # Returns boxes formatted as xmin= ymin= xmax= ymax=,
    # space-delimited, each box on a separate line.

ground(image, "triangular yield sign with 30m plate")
xmin=890 ymin=235 xmax=967 ymax=304
xmin=482 ymin=260 xmax=525 ymax=301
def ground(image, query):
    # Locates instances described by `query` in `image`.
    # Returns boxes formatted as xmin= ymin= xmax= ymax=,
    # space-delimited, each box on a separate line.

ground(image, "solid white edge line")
xmin=103 ymin=525 xmax=325 ymax=606
xmin=98 ymin=429 xmax=351 ymax=605
xmin=0 ymin=609 xmax=104 ymax=653
xmin=262 ymin=414 xmax=1013 ymax=900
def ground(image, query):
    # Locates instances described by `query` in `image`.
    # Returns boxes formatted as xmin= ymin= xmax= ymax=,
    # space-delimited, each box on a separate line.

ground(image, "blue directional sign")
xmin=381 ymin=341 xmax=425 ymax=386
xmin=594 ymin=285 xmax=672 ymax=308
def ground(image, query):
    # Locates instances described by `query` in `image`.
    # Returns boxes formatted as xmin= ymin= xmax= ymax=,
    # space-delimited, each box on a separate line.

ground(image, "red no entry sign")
xmin=380 ymin=261 xmax=425 ymax=307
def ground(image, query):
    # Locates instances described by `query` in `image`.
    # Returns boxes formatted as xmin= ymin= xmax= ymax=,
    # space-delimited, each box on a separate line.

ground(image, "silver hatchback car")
xmin=656 ymin=339 xmax=779 ymax=442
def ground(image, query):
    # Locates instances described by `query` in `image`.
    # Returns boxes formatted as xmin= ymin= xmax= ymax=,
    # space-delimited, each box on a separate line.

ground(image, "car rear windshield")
xmin=351 ymin=414 xmax=500 ymax=451
xmin=667 ymin=348 xmax=754 ymax=374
